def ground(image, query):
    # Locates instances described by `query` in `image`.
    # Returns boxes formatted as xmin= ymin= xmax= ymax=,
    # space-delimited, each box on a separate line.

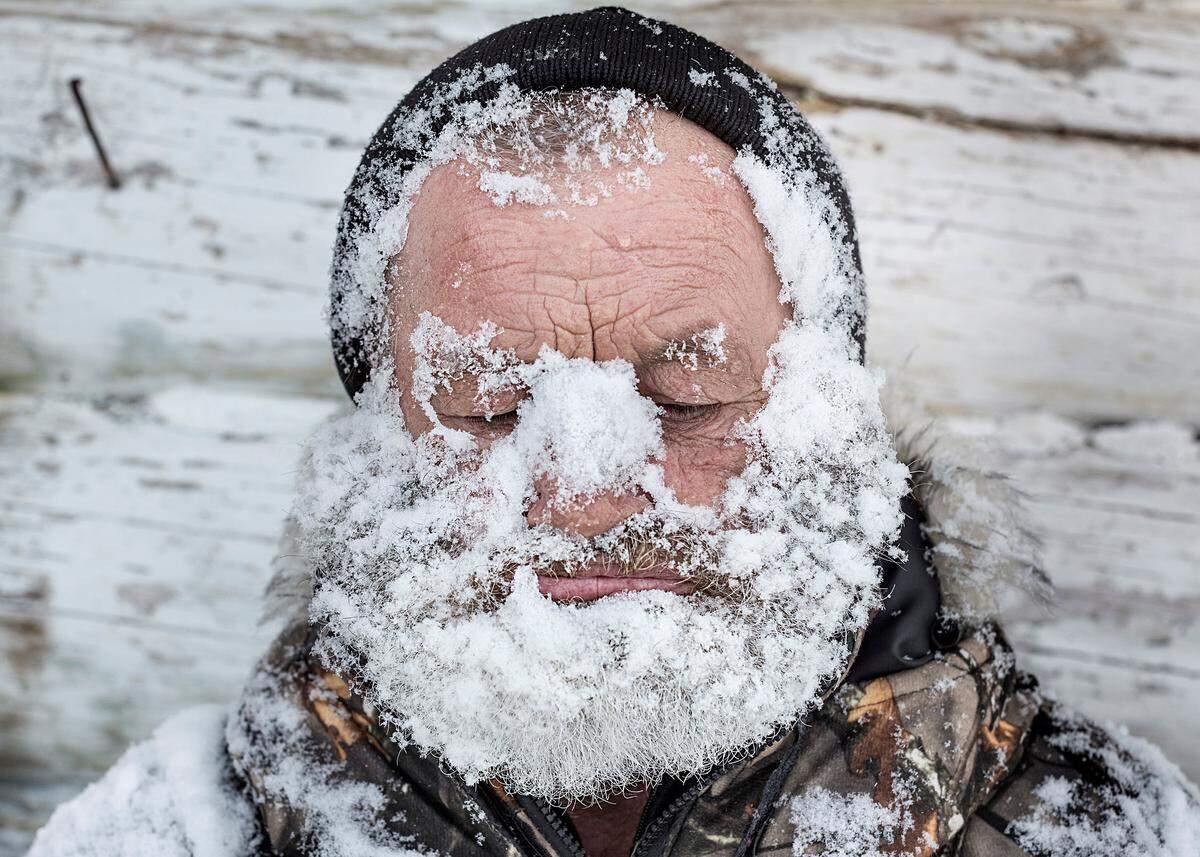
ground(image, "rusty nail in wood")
xmin=68 ymin=77 xmax=121 ymax=190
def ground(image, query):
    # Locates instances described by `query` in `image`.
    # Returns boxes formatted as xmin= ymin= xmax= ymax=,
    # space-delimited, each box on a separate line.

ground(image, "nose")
xmin=525 ymin=477 xmax=650 ymax=537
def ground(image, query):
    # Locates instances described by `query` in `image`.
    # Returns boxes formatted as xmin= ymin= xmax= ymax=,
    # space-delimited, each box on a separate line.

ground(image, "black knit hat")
xmin=328 ymin=5 xmax=865 ymax=399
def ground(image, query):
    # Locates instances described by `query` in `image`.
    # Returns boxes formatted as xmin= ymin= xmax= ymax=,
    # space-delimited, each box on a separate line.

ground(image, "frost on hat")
xmin=328 ymin=5 xmax=866 ymax=399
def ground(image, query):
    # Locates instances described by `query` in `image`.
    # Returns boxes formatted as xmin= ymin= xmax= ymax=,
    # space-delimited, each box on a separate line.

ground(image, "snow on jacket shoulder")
xmin=954 ymin=702 xmax=1200 ymax=856
xmin=25 ymin=705 xmax=259 ymax=857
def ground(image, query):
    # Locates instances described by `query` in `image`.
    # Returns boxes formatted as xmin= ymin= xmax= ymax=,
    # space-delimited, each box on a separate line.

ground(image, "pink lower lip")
xmin=536 ymin=560 xmax=695 ymax=603
xmin=537 ymin=575 xmax=695 ymax=603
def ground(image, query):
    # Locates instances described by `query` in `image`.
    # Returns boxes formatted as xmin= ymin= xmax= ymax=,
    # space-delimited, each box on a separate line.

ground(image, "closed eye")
xmin=656 ymin=401 xmax=721 ymax=424
xmin=481 ymin=409 xmax=518 ymax=425
xmin=439 ymin=409 xmax=519 ymax=433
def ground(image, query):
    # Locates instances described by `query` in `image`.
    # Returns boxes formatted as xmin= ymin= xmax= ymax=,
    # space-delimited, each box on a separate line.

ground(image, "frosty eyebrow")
xmin=649 ymin=323 xmax=730 ymax=371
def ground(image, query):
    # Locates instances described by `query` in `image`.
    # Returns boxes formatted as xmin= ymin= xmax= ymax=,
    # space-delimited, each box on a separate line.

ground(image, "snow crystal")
xmin=725 ymin=68 xmax=753 ymax=92
xmin=448 ymin=260 xmax=470 ymax=290
xmin=227 ymin=665 xmax=428 ymax=857
xmin=1010 ymin=711 xmax=1200 ymax=857
xmin=789 ymin=787 xmax=926 ymax=856
xmin=27 ymin=706 xmax=258 ymax=857
xmin=688 ymin=68 xmax=717 ymax=87
xmin=637 ymin=16 xmax=663 ymax=35
xmin=688 ymin=152 xmax=730 ymax=184
xmin=662 ymin=323 xmax=727 ymax=371
xmin=477 ymin=170 xmax=554 ymax=206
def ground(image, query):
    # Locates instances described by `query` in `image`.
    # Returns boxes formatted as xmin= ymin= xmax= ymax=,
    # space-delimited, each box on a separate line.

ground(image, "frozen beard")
xmin=294 ymin=319 xmax=907 ymax=803
xmin=303 ymin=77 xmax=909 ymax=802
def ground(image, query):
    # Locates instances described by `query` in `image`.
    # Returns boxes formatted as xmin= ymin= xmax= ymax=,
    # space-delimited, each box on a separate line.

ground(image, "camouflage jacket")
xmin=28 ymin=616 xmax=1199 ymax=856
xmin=219 ymin=621 xmax=1199 ymax=857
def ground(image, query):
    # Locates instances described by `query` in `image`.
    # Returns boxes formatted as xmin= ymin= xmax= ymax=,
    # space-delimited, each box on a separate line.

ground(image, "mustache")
xmin=462 ymin=519 xmax=743 ymax=609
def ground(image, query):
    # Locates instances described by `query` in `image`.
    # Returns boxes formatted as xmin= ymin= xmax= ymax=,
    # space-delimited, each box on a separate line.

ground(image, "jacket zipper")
xmin=521 ymin=723 xmax=804 ymax=857
xmin=530 ymin=797 xmax=588 ymax=857
xmin=526 ymin=773 xmax=715 ymax=857
xmin=628 ymin=769 xmax=724 ymax=857
xmin=632 ymin=723 xmax=810 ymax=857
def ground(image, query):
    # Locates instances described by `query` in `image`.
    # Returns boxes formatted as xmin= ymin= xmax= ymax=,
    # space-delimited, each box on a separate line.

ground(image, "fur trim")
xmin=259 ymin=515 xmax=313 ymax=630
xmin=894 ymin=425 xmax=1051 ymax=619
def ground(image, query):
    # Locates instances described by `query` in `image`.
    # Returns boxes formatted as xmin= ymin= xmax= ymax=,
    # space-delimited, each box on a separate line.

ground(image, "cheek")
xmin=660 ymin=435 xmax=748 ymax=508
xmin=395 ymin=376 xmax=434 ymax=436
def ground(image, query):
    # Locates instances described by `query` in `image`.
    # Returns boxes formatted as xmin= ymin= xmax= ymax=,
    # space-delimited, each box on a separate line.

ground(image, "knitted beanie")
xmin=328 ymin=5 xmax=866 ymax=399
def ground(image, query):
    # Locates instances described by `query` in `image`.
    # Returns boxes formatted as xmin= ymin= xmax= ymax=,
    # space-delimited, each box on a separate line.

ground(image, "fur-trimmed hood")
xmin=894 ymin=425 xmax=1048 ymax=622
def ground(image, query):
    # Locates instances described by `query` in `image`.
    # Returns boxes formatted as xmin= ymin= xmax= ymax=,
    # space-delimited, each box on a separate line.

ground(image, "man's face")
xmin=390 ymin=114 xmax=788 ymax=536
xmin=298 ymin=93 xmax=905 ymax=802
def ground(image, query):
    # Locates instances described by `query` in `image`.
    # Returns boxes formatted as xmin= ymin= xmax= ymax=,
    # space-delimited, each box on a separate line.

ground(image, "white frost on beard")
xmin=293 ymin=316 xmax=906 ymax=802
xmin=303 ymin=65 xmax=907 ymax=803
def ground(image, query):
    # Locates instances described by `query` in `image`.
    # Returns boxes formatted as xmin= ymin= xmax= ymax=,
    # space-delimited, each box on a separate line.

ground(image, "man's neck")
xmin=567 ymin=789 xmax=651 ymax=857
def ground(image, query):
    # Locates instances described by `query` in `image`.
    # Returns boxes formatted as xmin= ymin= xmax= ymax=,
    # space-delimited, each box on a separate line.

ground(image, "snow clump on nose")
xmin=507 ymin=349 xmax=663 ymax=508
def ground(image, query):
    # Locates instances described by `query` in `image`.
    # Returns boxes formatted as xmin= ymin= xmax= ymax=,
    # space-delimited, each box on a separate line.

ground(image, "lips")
xmin=536 ymin=559 xmax=695 ymax=603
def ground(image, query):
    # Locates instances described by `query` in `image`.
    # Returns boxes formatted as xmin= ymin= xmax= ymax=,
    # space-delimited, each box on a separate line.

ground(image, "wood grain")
xmin=937 ymin=413 xmax=1200 ymax=779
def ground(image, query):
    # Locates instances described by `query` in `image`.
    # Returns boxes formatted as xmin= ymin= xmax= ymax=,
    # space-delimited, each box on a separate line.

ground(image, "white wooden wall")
xmin=1 ymin=1 xmax=1198 ymax=851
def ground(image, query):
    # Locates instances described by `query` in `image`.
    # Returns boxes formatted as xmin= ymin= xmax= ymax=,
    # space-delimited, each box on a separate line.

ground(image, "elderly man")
xmin=29 ymin=7 xmax=1199 ymax=857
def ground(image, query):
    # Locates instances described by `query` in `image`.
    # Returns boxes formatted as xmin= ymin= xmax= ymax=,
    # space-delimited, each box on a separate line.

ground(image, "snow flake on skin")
xmin=687 ymin=151 xmax=730 ymax=184
xmin=476 ymin=171 xmax=553 ymax=206
xmin=448 ymin=260 xmax=471 ymax=290
xmin=662 ymin=323 xmax=728 ymax=371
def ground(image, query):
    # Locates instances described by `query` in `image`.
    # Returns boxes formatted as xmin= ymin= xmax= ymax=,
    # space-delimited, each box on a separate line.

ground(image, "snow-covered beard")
xmin=292 ymin=314 xmax=909 ymax=803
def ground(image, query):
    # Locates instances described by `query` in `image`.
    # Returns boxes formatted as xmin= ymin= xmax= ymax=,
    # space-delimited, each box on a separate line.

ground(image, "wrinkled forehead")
xmin=387 ymin=111 xmax=787 ymax=376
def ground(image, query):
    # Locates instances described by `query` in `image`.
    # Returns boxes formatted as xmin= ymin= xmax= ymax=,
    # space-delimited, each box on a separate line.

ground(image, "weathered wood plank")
xmin=3 ymin=5 xmax=1198 ymax=420
xmin=1 ymin=243 xmax=334 ymax=391
xmin=715 ymin=2 xmax=1200 ymax=143
xmin=0 ymin=387 xmax=337 ymax=629
xmin=0 ymin=389 xmax=335 ymax=847
xmin=938 ymin=413 xmax=1200 ymax=780
xmin=0 ymin=386 xmax=338 ymax=812
xmin=10 ymin=1 xmax=1199 ymax=140
xmin=0 ymin=610 xmax=267 ymax=847
xmin=0 ymin=384 xmax=336 ymax=847
xmin=838 ymin=109 xmax=1200 ymax=423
